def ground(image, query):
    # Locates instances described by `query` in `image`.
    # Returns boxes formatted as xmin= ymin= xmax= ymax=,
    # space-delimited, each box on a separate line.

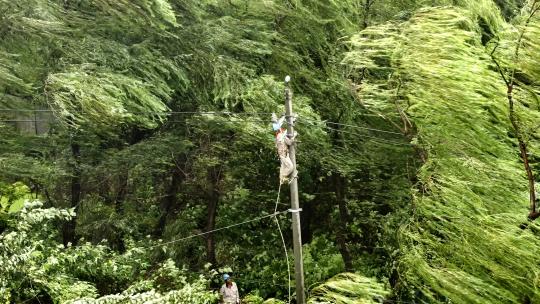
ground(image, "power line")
xmin=182 ymin=118 xmax=268 ymax=123
xmin=0 ymin=120 xmax=412 ymax=146
xmin=300 ymin=117 xmax=402 ymax=135
xmin=0 ymin=113 xmax=412 ymax=146
xmin=0 ymin=109 xmax=54 ymax=112
xmin=147 ymin=210 xmax=289 ymax=249
xmin=273 ymin=183 xmax=292 ymax=304
xmin=0 ymin=120 xmax=53 ymax=122
xmin=325 ymin=125 xmax=410 ymax=145
xmin=0 ymin=119 xmax=268 ymax=123
xmin=0 ymin=110 xmax=271 ymax=124
xmin=0 ymin=109 xmax=405 ymax=135
xmin=0 ymin=108 xmax=401 ymax=120
xmin=298 ymin=120 xmax=411 ymax=146
xmin=0 ymin=108 xmax=402 ymax=117
xmin=0 ymin=109 xmax=273 ymax=116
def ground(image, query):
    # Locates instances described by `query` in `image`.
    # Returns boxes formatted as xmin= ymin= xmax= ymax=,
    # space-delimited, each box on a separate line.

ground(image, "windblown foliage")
xmin=308 ymin=273 xmax=389 ymax=304
xmin=0 ymin=200 xmax=218 ymax=303
xmin=344 ymin=0 xmax=540 ymax=302
xmin=1 ymin=0 xmax=539 ymax=303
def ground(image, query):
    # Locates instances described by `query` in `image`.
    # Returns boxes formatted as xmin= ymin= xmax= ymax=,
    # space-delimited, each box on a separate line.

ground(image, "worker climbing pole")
xmin=272 ymin=75 xmax=306 ymax=304
xmin=272 ymin=114 xmax=295 ymax=184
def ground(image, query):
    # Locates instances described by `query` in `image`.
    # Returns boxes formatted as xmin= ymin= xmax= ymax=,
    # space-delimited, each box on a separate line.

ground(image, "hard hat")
xmin=223 ymin=273 xmax=230 ymax=281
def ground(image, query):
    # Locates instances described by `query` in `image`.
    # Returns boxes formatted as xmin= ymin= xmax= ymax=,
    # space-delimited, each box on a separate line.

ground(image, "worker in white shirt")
xmin=271 ymin=113 xmax=297 ymax=184
xmin=219 ymin=273 xmax=240 ymax=304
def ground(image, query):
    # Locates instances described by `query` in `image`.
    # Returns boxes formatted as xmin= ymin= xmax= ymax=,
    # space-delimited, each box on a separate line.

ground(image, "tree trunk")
xmin=333 ymin=172 xmax=353 ymax=272
xmin=155 ymin=168 xmax=184 ymax=236
xmin=115 ymin=171 xmax=128 ymax=214
xmin=111 ymin=171 xmax=128 ymax=252
xmin=205 ymin=191 xmax=218 ymax=266
xmin=63 ymin=141 xmax=81 ymax=246
xmin=329 ymin=113 xmax=354 ymax=271
xmin=503 ymin=3 xmax=540 ymax=220
xmin=205 ymin=166 xmax=222 ymax=266
xmin=507 ymin=86 xmax=539 ymax=220
xmin=362 ymin=0 xmax=376 ymax=29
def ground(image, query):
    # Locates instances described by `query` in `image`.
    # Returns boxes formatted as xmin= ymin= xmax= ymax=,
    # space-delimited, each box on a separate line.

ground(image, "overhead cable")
xmin=300 ymin=117 xmax=402 ymax=135
xmin=0 ymin=109 xmax=273 ymax=116
xmin=297 ymin=120 xmax=411 ymax=146
xmin=147 ymin=210 xmax=289 ymax=249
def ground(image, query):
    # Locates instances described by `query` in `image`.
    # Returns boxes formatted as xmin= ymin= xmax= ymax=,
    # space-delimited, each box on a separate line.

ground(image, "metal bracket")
xmin=288 ymin=208 xmax=303 ymax=213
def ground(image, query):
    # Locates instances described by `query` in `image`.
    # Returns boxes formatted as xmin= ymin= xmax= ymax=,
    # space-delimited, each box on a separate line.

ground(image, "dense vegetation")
xmin=0 ymin=0 xmax=538 ymax=303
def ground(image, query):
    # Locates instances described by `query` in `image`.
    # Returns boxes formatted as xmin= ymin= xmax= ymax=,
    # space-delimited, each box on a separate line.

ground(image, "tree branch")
xmin=492 ymin=1 xmax=540 ymax=219
xmin=489 ymin=41 xmax=510 ymax=86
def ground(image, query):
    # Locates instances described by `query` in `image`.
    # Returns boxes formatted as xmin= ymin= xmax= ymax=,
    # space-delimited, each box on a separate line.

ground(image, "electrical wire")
xmin=0 ymin=108 xmax=402 ymax=118
xmin=0 ymin=120 xmax=54 ymax=122
xmin=0 ymin=109 xmax=407 ymax=137
xmin=0 ymin=117 xmax=412 ymax=147
xmin=300 ymin=117 xmax=403 ymax=135
xmin=0 ymin=109 xmax=274 ymax=116
xmin=0 ymin=117 xmax=406 ymax=139
xmin=326 ymin=126 xmax=411 ymax=146
xmin=0 ymin=110 xmax=272 ymax=127
xmin=0 ymin=109 xmax=401 ymax=120
xmin=273 ymin=183 xmax=291 ymax=304
xmin=0 ymin=119 xmax=269 ymax=124
xmin=0 ymin=109 xmax=54 ymax=112
xmin=297 ymin=120 xmax=412 ymax=146
xmin=147 ymin=210 xmax=289 ymax=249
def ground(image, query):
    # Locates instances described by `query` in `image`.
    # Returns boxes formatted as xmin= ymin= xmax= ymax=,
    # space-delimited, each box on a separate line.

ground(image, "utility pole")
xmin=284 ymin=75 xmax=306 ymax=304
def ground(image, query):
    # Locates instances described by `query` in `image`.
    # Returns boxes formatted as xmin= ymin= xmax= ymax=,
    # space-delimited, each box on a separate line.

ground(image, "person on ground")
xmin=219 ymin=273 xmax=240 ymax=304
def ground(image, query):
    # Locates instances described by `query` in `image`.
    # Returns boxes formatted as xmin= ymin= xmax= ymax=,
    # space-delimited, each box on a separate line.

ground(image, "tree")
xmin=490 ymin=0 xmax=540 ymax=220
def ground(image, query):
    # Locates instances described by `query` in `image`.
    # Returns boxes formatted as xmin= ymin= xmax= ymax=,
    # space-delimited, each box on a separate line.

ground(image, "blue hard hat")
xmin=223 ymin=273 xmax=230 ymax=281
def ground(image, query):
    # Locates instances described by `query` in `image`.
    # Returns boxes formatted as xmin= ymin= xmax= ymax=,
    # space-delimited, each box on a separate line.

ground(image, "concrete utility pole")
xmin=284 ymin=75 xmax=306 ymax=304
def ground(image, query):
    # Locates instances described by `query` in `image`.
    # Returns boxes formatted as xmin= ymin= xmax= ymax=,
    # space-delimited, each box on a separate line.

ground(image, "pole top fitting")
xmin=285 ymin=75 xmax=291 ymax=83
